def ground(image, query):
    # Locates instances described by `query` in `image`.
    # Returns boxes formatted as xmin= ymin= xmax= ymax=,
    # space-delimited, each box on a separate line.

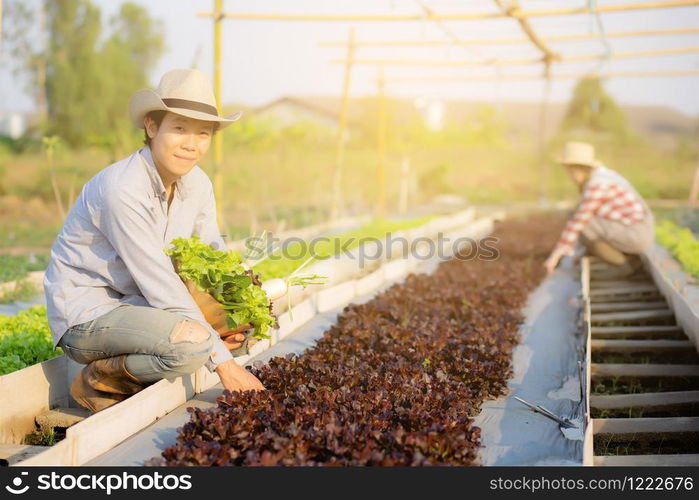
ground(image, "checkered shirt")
xmin=555 ymin=167 xmax=647 ymax=255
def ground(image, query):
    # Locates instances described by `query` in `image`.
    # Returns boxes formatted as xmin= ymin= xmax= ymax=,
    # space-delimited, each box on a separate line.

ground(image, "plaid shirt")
xmin=555 ymin=167 xmax=647 ymax=255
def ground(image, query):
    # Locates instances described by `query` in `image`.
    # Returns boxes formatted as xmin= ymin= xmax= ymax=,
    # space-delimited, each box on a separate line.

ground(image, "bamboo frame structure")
xmin=376 ymin=65 xmax=387 ymax=217
xmin=690 ymin=163 xmax=699 ymax=208
xmin=494 ymin=0 xmax=559 ymax=63
xmin=495 ymin=0 xmax=556 ymax=207
xmin=200 ymin=0 xmax=699 ymax=214
xmin=198 ymin=1 xmax=699 ymax=22
xmin=330 ymin=29 xmax=355 ymax=222
xmin=212 ymin=0 xmax=226 ymax=233
xmin=332 ymin=46 xmax=699 ymax=67
xmin=391 ymin=69 xmax=699 ymax=83
xmin=319 ymin=27 xmax=699 ymax=48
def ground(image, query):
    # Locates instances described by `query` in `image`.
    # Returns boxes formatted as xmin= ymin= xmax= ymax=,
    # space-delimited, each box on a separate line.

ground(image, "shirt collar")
xmin=138 ymin=146 xmax=190 ymax=201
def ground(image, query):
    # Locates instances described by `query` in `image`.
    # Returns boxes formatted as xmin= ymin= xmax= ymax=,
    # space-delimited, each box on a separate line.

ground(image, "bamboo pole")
xmin=689 ymin=162 xmax=699 ymax=209
xmin=332 ymin=46 xmax=699 ymax=67
xmin=319 ymin=27 xmax=699 ymax=47
xmin=330 ymin=29 xmax=355 ymax=222
xmin=198 ymin=1 xmax=699 ymax=22
xmin=537 ymin=63 xmax=553 ymax=207
xmin=376 ymin=65 xmax=387 ymax=217
xmin=565 ymin=45 xmax=699 ymax=62
xmin=414 ymin=0 xmax=462 ymax=46
xmin=212 ymin=0 xmax=226 ymax=235
xmin=334 ymin=56 xmax=542 ymax=67
xmin=495 ymin=0 xmax=559 ymax=62
xmin=391 ymin=69 xmax=699 ymax=82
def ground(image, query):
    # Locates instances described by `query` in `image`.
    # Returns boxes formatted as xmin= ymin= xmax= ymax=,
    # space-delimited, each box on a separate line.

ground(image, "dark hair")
xmin=143 ymin=110 xmax=219 ymax=146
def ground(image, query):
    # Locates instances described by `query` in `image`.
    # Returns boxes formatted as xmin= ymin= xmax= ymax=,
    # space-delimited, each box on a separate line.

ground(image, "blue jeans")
xmin=59 ymin=305 xmax=214 ymax=383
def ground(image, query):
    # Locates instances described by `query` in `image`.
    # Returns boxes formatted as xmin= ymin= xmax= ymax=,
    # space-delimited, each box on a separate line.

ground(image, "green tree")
xmin=560 ymin=77 xmax=630 ymax=140
xmin=97 ymin=3 xmax=164 ymax=155
xmin=7 ymin=0 xmax=164 ymax=150
xmin=44 ymin=0 xmax=103 ymax=146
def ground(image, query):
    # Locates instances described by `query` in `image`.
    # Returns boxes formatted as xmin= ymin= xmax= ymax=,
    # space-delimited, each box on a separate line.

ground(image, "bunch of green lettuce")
xmin=166 ymin=236 xmax=276 ymax=339
xmin=656 ymin=219 xmax=699 ymax=279
xmin=0 ymin=306 xmax=62 ymax=376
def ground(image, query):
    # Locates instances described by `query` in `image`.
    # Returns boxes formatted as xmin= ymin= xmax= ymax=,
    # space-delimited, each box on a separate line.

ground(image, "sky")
xmin=1 ymin=0 xmax=698 ymax=115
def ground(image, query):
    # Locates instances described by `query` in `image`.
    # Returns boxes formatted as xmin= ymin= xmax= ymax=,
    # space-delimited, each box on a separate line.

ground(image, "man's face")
xmin=564 ymin=164 xmax=592 ymax=189
xmin=145 ymin=112 xmax=215 ymax=183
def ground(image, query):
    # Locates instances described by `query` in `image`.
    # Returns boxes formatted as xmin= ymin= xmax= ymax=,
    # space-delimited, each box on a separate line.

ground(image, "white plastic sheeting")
xmin=472 ymin=260 xmax=585 ymax=466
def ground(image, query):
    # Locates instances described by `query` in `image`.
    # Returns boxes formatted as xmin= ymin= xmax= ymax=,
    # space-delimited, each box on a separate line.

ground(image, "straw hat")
xmin=128 ymin=69 xmax=241 ymax=129
xmin=558 ymin=141 xmax=601 ymax=169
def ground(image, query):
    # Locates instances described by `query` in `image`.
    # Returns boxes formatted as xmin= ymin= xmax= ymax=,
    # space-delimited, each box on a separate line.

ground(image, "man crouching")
xmin=544 ymin=141 xmax=654 ymax=277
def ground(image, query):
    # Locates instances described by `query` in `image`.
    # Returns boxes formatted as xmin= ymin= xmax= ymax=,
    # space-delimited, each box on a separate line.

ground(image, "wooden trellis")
xmin=199 ymin=0 xmax=699 ymax=215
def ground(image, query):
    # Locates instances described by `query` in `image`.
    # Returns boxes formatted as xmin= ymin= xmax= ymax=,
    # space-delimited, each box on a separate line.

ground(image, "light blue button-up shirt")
xmin=43 ymin=146 xmax=234 ymax=372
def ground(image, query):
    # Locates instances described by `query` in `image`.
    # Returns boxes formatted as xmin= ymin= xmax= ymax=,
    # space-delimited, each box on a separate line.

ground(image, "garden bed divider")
xmin=581 ymin=257 xmax=594 ymax=466
xmin=316 ymin=280 xmax=358 ymax=313
xmin=642 ymin=243 xmax=699 ymax=354
xmin=355 ymin=267 xmax=386 ymax=297
xmin=0 ymin=355 xmax=70 ymax=444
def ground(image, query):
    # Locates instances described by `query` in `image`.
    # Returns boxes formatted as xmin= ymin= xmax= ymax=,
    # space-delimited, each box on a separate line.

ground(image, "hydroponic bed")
xmin=116 ymin=215 xmax=564 ymax=466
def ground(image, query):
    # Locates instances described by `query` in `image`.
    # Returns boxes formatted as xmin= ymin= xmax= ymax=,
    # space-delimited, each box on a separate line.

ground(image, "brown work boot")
xmin=84 ymin=355 xmax=145 ymax=394
xmin=70 ymin=370 xmax=129 ymax=413
xmin=70 ymin=355 xmax=146 ymax=412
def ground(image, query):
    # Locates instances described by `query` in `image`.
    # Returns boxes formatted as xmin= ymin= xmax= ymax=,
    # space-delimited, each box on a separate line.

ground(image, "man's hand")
xmin=220 ymin=323 xmax=251 ymax=350
xmin=215 ymin=359 xmax=265 ymax=393
xmin=220 ymin=324 xmax=260 ymax=351
xmin=543 ymin=250 xmax=564 ymax=275
xmin=186 ymin=280 xmax=259 ymax=351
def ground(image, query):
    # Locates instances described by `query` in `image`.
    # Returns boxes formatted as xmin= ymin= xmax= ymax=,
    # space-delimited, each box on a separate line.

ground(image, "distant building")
xmin=254 ymin=96 xmax=342 ymax=131
xmin=0 ymin=111 xmax=31 ymax=139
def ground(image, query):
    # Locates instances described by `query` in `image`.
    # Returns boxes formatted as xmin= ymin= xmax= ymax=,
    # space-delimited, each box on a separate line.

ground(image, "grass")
xmin=593 ymin=376 xmax=699 ymax=395
xmin=592 ymin=403 xmax=699 ymax=419
xmin=23 ymin=426 xmax=64 ymax=446
xmin=1 ymin=131 xmax=696 ymax=251
xmin=0 ymin=254 xmax=50 ymax=283
xmin=595 ymin=433 xmax=699 ymax=456
xmin=0 ymin=278 xmax=41 ymax=304
xmin=592 ymin=351 xmax=699 ymax=365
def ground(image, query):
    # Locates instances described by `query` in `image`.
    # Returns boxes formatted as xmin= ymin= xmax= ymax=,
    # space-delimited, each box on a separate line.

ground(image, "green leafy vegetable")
xmin=0 ymin=306 xmax=62 ymax=375
xmin=656 ymin=219 xmax=699 ymax=279
xmin=166 ymin=236 xmax=277 ymax=339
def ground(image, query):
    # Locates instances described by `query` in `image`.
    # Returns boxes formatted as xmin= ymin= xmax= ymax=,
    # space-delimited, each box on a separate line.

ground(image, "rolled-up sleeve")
xmin=99 ymin=186 xmax=233 ymax=372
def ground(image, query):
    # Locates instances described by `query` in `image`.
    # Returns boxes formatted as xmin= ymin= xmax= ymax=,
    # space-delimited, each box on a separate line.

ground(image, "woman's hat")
xmin=129 ymin=69 xmax=241 ymax=129
xmin=559 ymin=141 xmax=601 ymax=169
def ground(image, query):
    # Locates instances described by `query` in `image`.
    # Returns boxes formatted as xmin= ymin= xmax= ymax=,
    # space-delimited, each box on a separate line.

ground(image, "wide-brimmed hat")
xmin=128 ymin=69 xmax=241 ymax=129
xmin=558 ymin=141 xmax=601 ymax=169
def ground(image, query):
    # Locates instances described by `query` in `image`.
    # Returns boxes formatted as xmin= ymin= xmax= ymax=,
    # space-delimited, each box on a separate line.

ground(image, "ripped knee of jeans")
xmin=170 ymin=320 xmax=211 ymax=344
